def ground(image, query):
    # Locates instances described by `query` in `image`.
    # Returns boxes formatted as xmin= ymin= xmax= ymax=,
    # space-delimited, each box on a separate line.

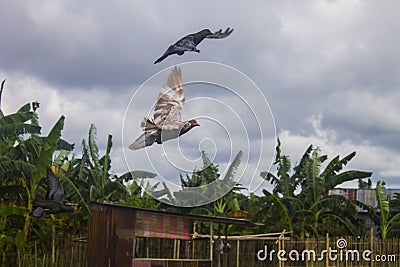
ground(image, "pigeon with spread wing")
xmin=30 ymin=167 xmax=76 ymax=218
xmin=129 ymin=66 xmax=199 ymax=150
xmin=154 ymin=27 xmax=234 ymax=64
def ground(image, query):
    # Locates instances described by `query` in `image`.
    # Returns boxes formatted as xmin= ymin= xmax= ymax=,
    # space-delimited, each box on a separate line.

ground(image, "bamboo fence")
xmin=3 ymin=232 xmax=400 ymax=266
xmin=134 ymin=231 xmax=400 ymax=267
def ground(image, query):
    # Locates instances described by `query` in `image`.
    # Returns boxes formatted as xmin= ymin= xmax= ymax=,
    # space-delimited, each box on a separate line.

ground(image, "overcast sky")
xmin=1 ymin=0 xmax=399 ymax=196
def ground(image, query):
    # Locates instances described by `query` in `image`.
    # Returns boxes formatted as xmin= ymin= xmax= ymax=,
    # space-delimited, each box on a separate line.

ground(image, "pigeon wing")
xmin=46 ymin=167 xmax=65 ymax=202
xmin=128 ymin=130 xmax=159 ymax=150
xmin=29 ymin=206 xmax=46 ymax=218
xmin=206 ymin=27 xmax=234 ymax=39
xmin=153 ymin=66 xmax=185 ymax=130
xmin=154 ymin=36 xmax=196 ymax=64
xmin=32 ymin=199 xmax=62 ymax=210
xmin=175 ymin=36 xmax=197 ymax=50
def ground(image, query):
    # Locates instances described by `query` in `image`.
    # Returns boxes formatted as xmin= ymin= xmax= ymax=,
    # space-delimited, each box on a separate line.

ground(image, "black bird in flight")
xmin=129 ymin=66 xmax=200 ymax=150
xmin=154 ymin=27 xmax=234 ymax=64
xmin=30 ymin=167 xmax=76 ymax=218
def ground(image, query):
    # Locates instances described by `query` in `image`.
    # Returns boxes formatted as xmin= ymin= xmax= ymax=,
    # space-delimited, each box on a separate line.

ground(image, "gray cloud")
xmin=1 ymin=0 xmax=399 ymax=189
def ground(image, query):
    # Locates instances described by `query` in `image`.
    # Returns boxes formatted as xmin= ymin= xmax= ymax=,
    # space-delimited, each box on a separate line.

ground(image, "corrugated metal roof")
xmin=90 ymin=202 xmax=260 ymax=227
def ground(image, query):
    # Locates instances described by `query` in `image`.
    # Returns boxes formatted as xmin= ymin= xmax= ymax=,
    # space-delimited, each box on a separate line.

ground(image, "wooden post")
xmin=236 ymin=240 xmax=240 ymax=267
xmin=278 ymin=238 xmax=281 ymax=267
xmin=210 ymin=221 xmax=213 ymax=266
xmin=34 ymin=242 xmax=37 ymax=267
xmin=132 ymin=212 xmax=137 ymax=261
xmin=326 ymin=233 xmax=329 ymax=267
xmin=370 ymin=227 xmax=374 ymax=267
xmin=305 ymin=238 xmax=309 ymax=267
xmin=132 ymin=238 xmax=136 ymax=260
xmin=177 ymin=240 xmax=181 ymax=259
xmin=282 ymin=238 xmax=285 ymax=267
xmin=173 ymin=239 xmax=177 ymax=259
xmin=192 ymin=223 xmax=196 ymax=259
xmin=217 ymin=223 xmax=221 ymax=267
xmin=278 ymin=237 xmax=285 ymax=267
xmin=52 ymin=223 xmax=55 ymax=266
xmin=70 ymin=237 xmax=74 ymax=267
xmin=224 ymin=224 xmax=228 ymax=267
xmin=192 ymin=238 xmax=195 ymax=259
xmin=146 ymin=238 xmax=149 ymax=258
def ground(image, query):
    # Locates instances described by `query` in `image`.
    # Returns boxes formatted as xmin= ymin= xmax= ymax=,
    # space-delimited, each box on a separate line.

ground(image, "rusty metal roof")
xmin=90 ymin=202 xmax=260 ymax=227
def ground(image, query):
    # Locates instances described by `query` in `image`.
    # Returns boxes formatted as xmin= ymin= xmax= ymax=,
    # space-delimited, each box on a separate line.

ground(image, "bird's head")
xmin=180 ymin=119 xmax=200 ymax=135
xmin=187 ymin=119 xmax=200 ymax=127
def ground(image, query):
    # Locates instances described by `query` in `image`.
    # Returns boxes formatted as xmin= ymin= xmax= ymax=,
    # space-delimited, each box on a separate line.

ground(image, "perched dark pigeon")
xmin=129 ymin=66 xmax=200 ymax=150
xmin=154 ymin=27 xmax=234 ymax=64
xmin=30 ymin=167 xmax=76 ymax=218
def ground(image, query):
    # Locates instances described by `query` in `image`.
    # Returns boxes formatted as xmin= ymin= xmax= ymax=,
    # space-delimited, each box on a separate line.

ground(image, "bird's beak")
xmin=194 ymin=122 xmax=200 ymax=127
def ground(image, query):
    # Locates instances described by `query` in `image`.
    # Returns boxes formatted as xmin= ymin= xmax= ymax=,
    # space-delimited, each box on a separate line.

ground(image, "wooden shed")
xmin=87 ymin=202 xmax=257 ymax=267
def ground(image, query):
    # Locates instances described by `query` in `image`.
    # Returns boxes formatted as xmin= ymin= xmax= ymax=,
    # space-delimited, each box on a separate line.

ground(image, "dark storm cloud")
xmin=0 ymin=1 xmax=162 ymax=89
xmin=321 ymin=90 xmax=400 ymax=152
xmin=1 ymin=0 xmax=400 ymax=186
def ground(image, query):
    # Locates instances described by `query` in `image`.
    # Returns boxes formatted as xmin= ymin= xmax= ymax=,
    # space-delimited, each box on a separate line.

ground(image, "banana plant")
xmin=375 ymin=181 xmax=400 ymax=240
xmin=170 ymin=151 xmax=243 ymax=208
xmin=66 ymin=124 xmax=137 ymax=203
xmin=261 ymin=138 xmax=372 ymax=238
xmin=0 ymin=93 xmax=73 ymax=249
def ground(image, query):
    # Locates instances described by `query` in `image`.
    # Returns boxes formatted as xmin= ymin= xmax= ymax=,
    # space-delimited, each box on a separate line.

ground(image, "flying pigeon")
xmin=154 ymin=27 xmax=234 ymax=64
xmin=30 ymin=167 xmax=76 ymax=218
xmin=129 ymin=66 xmax=200 ymax=150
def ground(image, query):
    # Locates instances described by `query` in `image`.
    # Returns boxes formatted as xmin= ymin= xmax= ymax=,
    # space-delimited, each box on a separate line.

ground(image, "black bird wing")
xmin=153 ymin=66 xmax=185 ymax=130
xmin=32 ymin=199 xmax=63 ymax=210
xmin=29 ymin=206 xmax=46 ymax=218
xmin=46 ymin=167 xmax=64 ymax=202
xmin=175 ymin=36 xmax=197 ymax=49
xmin=154 ymin=37 xmax=196 ymax=64
xmin=31 ymin=199 xmax=74 ymax=215
xmin=205 ymin=27 xmax=234 ymax=39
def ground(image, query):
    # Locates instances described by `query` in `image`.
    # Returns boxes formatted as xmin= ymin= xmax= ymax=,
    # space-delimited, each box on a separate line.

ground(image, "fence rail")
xmin=3 ymin=234 xmax=400 ymax=267
xmin=206 ymin=235 xmax=400 ymax=267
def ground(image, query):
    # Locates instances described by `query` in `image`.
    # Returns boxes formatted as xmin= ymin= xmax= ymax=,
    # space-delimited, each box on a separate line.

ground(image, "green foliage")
xmin=0 ymin=79 xmax=5 ymax=117
xmin=65 ymin=124 xmax=127 ymax=203
xmin=0 ymin=99 xmax=75 ymax=266
xmin=360 ymin=181 xmax=400 ymax=240
xmin=358 ymin=178 xmax=373 ymax=189
xmin=123 ymin=181 xmax=161 ymax=209
xmin=260 ymin=138 xmax=371 ymax=238
xmin=162 ymin=151 xmax=242 ymax=208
